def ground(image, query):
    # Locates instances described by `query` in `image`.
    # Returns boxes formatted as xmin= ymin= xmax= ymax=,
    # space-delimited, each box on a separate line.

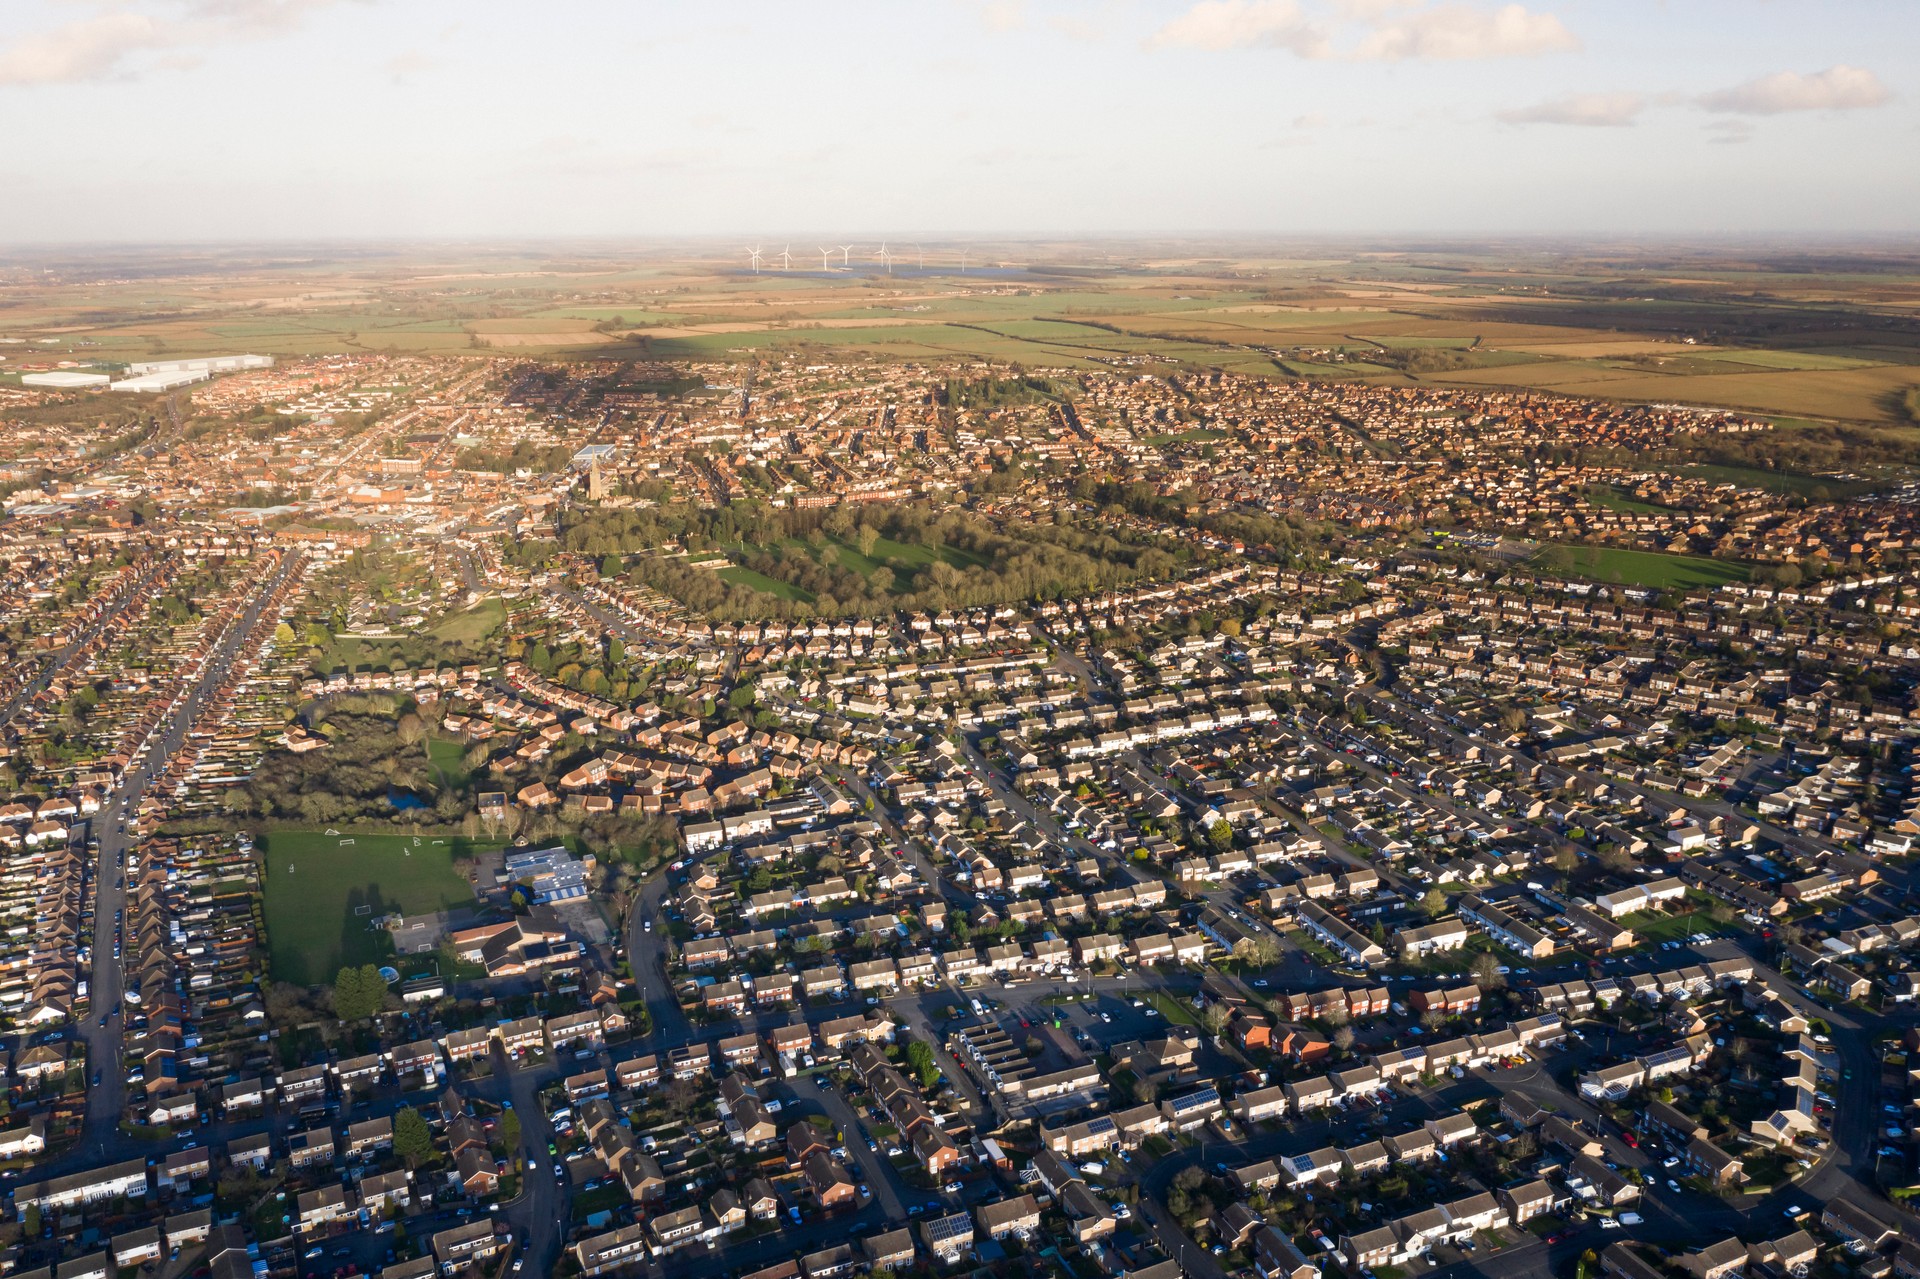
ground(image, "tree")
xmin=1208 ymin=819 xmax=1234 ymax=852
xmin=499 ymin=1108 xmax=522 ymax=1151
xmin=1197 ymin=1003 xmax=1230 ymax=1038
xmin=1234 ymin=935 xmax=1281 ymax=968
xmin=904 ymin=1040 xmax=940 ymax=1090
xmin=1332 ymin=1025 xmax=1356 ymax=1053
xmin=393 ymin=1107 xmax=433 ymax=1168
xmin=332 ymin=965 xmax=387 ymax=1021
xmin=1471 ymin=952 xmax=1504 ymax=991
xmin=1419 ymin=887 xmax=1448 ymax=918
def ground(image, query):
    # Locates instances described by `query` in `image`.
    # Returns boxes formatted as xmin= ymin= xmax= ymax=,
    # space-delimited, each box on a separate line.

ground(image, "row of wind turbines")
xmin=742 ymin=243 xmax=970 ymax=274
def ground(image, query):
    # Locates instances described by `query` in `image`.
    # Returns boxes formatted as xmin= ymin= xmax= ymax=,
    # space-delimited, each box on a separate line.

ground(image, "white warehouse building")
xmin=126 ymin=354 xmax=273 ymax=376
xmin=22 ymin=371 xmax=111 ymax=389
xmin=111 ymin=370 xmax=210 ymax=393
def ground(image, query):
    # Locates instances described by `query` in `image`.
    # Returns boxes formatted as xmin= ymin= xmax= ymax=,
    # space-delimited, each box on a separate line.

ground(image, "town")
xmin=0 ymin=338 xmax=1918 ymax=1279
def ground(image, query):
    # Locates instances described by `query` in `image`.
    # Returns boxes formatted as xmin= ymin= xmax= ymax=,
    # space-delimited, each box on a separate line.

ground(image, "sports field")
xmin=260 ymin=828 xmax=490 ymax=985
xmin=1536 ymin=544 xmax=1751 ymax=591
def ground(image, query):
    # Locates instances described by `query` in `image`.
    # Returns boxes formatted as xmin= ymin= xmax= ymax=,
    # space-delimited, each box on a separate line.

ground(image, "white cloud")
xmin=0 ymin=0 xmax=343 ymax=87
xmin=0 ymin=12 xmax=167 ymax=85
xmin=1497 ymin=92 xmax=1643 ymax=127
xmin=1148 ymin=0 xmax=1329 ymax=55
xmin=978 ymin=0 xmax=1027 ymax=33
xmin=1149 ymin=0 xmax=1575 ymax=60
xmin=1351 ymin=3 xmax=1576 ymax=60
xmin=1699 ymin=65 xmax=1890 ymax=115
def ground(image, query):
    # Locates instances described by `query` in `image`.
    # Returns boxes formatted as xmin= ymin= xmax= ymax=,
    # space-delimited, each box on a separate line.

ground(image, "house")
xmin=1499 ymin=1180 xmax=1556 ymax=1225
xmin=1253 ymin=1226 xmax=1317 ymax=1279
xmin=1822 ymin=1196 xmax=1896 ymax=1249
xmin=111 ymin=1227 xmax=163 ymax=1270
xmin=575 ymin=1224 xmax=650 ymax=1277
xmin=1676 ymin=1238 xmax=1749 ymax=1279
xmin=1161 ymin=1086 xmax=1223 ymax=1131
xmin=457 ymin=1147 xmax=500 ymax=1197
xmin=1686 ymin=1136 xmax=1747 ymax=1188
xmin=801 ymin=1244 xmax=859 ymax=1279
xmin=1410 ymin=984 xmax=1481 ymax=1017
xmin=297 ymin=1185 xmax=352 ymax=1235
xmin=742 ymin=1179 xmax=782 ymax=1220
xmin=650 ymin=1206 xmax=706 ymax=1253
xmin=787 ymin=1120 xmax=832 ymax=1166
xmin=1424 ymin=1112 xmax=1477 ymax=1147
xmin=1233 ymin=1086 xmax=1290 ymax=1125
xmin=433 ymin=1221 xmax=507 ymax=1273
xmin=863 ymin=1228 xmax=916 ymax=1272
xmin=804 ymin=1151 xmax=858 ymax=1209
xmin=922 ymin=1211 xmax=977 ymax=1263
xmin=1601 ymin=1245 xmax=1670 ymax=1279
xmin=976 ymin=1194 xmax=1042 ymax=1240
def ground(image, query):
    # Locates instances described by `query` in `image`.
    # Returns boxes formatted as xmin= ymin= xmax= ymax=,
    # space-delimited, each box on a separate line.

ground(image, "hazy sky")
xmin=2 ymin=0 xmax=1915 ymax=243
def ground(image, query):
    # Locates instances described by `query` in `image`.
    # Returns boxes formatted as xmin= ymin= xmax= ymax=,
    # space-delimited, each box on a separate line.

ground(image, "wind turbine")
xmin=838 ymin=245 xmax=854 ymax=266
xmin=959 ymin=250 xmax=968 ymax=274
xmin=914 ymin=244 xmax=924 ymax=270
xmin=745 ymin=246 xmax=763 ymax=273
xmin=818 ymin=247 xmax=834 ymax=271
xmin=877 ymin=243 xmax=893 ymax=274
xmin=778 ymin=245 xmax=793 ymax=270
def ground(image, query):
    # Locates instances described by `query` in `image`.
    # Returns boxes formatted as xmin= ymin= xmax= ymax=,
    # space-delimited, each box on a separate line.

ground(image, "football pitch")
xmin=260 ymin=828 xmax=491 ymax=986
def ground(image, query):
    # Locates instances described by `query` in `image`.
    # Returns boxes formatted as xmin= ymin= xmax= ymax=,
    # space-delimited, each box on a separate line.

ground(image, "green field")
xmin=261 ymin=828 xmax=490 ymax=985
xmin=1536 ymin=544 xmax=1752 ymax=591
xmin=1671 ymin=463 xmax=1879 ymax=499
xmin=721 ymin=534 xmax=988 ymax=600
xmin=427 ymin=737 xmax=471 ymax=789
xmin=715 ymin=565 xmax=814 ymax=601
xmin=1586 ymin=486 xmax=1674 ymax=516
xmin=428 ymin=596 xmax=506 ymax=644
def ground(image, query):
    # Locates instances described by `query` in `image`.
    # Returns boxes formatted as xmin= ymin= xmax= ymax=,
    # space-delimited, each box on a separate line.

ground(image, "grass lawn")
xmin=1671 ymin=463 xmax=1879 ymax=499
xmin=1535 ymin=544 xmax=1751 ymax=591
xmin=715 ymin=565 xmax=814 ymax=601
xmin=1144 ymin=428 xmax=1229 ymax=446
xmin=724 ymin=533 xmax=989 ymax=596
xmin=428 ymin=596 xmax=506 ymax=644
xmin=261 ymin=828 xmax=492 ymax=985
xmin=427 ymin=736 xmax=471 ymax=789
xmin=1587 ymin=486 xmax=1674 ymax=516
xmin=1148 ymin=992 xmax=1199 ymax=1026
xmin=1619 ymin=898 xmax=1721 ymax=947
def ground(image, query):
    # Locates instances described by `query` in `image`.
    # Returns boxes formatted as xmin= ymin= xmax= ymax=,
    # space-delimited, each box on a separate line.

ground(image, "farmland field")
xmin=260 ymin=828 xmax=488 ymax=985
xmin=5 ymin=243 xmax=1918 ymax=424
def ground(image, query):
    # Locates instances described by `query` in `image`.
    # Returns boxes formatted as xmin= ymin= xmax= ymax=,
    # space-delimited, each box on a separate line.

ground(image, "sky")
xmin=1 ymin=0 xmax=1916 ymax=243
